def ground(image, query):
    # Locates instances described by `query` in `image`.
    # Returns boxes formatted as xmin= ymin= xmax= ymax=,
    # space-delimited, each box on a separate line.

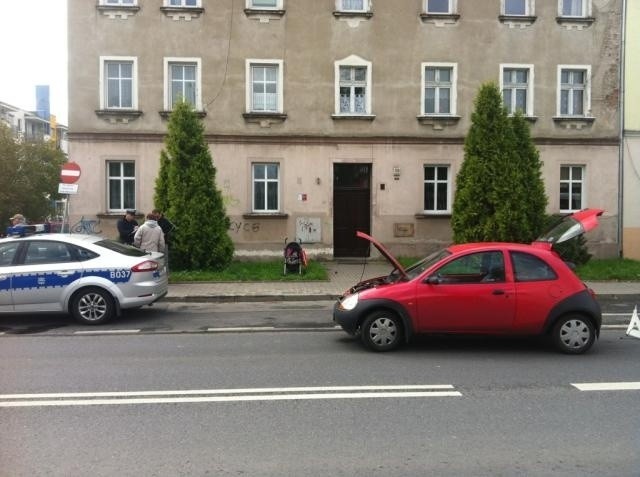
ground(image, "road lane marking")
xmin=206 ymin=326 xmax=342 ymax=333
xmin=0 ymin=385 xmax=461 ymax=407
xmin=73 ymin=329 xmax=140 ymax=335
xmin=572 ymin=382 xmax=640 ymax=392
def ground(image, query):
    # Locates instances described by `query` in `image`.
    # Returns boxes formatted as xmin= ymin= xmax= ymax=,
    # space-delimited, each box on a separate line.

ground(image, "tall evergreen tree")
xmin=156 ymin=101 xmax=234 ymax=270
xmin=510 ymin=111 xmax=547 ymax=239
xmin=452 ymin=83 xmax=547 ymax=243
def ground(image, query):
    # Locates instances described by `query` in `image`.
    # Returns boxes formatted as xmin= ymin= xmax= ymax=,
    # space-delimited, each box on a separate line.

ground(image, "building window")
xmin=501 ymin=65 xmax=534 ymax=116
xmin=247 ymin=0 xmax=282 ymax=8
xmin=164 ymin=58 xmax=201 ymax=110
xmin=252 ymin=163 xmax=279 ymax=213
xmin=560 ymin=165 xmax=584 ymax=212
xmin=334 ymin=56 xmax=373 ymax=116
xmin=558 ymin=66 xmax=590 ymax=116
xmin=424 ymin=165 xmax=451 ymax=214
xmin=340 ymin=67 xmax=367 ymax=114
xmin=337 ymin=0 xmax=370 ymax=12
xmin=166 ymin=0 xmax=200 ymax=6
xmin=559 ymin=0 xmax=590 ymax=17
xmin=107 ymin=161 xmax=136 ymax=212
xmin=421 ymin=63 xmax=456 ymax=115
xmin=503 ymin=0 xmax=532 ymax=15
xmin=100 ymin=57 xmax=137 ymax=110
xmin=425 ymin=0 xmax=454 ymax=13
xmin=246 ymin=61 xmax=283 ymax=113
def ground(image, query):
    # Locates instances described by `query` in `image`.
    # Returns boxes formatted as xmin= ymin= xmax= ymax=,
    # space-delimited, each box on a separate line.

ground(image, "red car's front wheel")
xmin=360 ymin=311 xmax=403 ymax=352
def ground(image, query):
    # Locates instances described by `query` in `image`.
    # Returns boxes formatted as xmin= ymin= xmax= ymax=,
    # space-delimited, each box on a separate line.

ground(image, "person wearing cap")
xmin=10 ymin=214 xmax=26 ymax=226
xmin=117 ymin=210 xmax=139 ymax=245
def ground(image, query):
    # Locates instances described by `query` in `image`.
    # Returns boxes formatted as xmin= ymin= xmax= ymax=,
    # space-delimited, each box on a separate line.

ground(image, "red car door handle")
xmin=492 ymin=289 xmax=505 ymax=295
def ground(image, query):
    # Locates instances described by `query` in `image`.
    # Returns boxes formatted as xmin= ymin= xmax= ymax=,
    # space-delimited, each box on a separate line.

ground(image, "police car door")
xmin=0 ymin=242 xmax=20 ymax=311
xmin=12 ymin=240 xmax=83 ymax=312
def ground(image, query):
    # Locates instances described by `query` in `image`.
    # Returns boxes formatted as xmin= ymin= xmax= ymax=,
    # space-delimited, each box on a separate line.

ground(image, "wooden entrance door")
xmin=333 ymin=164 xmax=371 ymax=257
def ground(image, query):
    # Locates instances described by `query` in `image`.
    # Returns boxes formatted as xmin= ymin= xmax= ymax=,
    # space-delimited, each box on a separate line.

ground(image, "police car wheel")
xmin=71 ymin=287 xmax=115 ymax=325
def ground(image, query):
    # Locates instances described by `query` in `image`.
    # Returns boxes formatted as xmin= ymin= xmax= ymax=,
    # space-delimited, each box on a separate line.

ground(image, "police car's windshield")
xmin=95 ymin=239 xmax=148 ymax=257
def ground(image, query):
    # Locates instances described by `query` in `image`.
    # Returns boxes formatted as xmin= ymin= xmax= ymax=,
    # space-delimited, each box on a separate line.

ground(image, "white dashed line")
xmin=572 ymin=382 xmax=640 ymax=392
xmin=73 ymin=329 xmax=140 ymax=335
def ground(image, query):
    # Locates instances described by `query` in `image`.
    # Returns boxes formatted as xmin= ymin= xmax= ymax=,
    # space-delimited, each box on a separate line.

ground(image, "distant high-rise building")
xmin=36 ymin=85 xmax=50 ymax=134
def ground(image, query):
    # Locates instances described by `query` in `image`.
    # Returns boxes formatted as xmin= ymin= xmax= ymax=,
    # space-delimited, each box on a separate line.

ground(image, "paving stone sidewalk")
xmin=166 ymin=262 xmax=640 ymax=303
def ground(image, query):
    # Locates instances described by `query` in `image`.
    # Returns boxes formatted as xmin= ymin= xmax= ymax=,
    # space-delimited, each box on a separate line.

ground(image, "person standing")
xmin=133 ymin=213 xmax=165 ymax=253
xmin=117 ymin=210 xmax=138 ymax=245
xmin=152 ymin=209 xmax=174 ymax=271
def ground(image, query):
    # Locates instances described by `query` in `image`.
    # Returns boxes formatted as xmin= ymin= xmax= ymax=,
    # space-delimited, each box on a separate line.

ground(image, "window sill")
xmin=510 ymin=115 xmax=538 ymax=123
xmin=417 ymin=115 xmax=460 ymax=130
xmin=244 ymin=8 xmax=285 ymax=22
xmin=498 ymin=14 xmax=536 ymax=28
xmin=160 ymin=6 xmax=204 ymax=20
xmin=243 ymin=213 xmax=289 ymax=219
xmin=333 ymin=10 xmax=373 ymax=27
xmin=243 ymin=112 xmax=287 ymax=127
xmin=159 ymin=110 xmax=207 ymax=119
xmin=95 ymin=109 xmax=143 ymax=124
xmin=331 ymin=114 xmax=376 ymax=121
xmin=556 ymin=16 xmax=595 ymax=30
xmin=419 ymin=13 xmax=460 ymax=26
xmin=415 ymin=213 xmax=452 ymax=219
xmin=552 ymin=116 xmax=595 ymax=130
xmin=96 ymin=5 xmax=140 ymax=19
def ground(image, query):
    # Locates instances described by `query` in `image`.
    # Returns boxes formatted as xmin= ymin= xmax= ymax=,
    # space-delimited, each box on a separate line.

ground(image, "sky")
xmin=0 ymin=0 xmax=68 ymax=124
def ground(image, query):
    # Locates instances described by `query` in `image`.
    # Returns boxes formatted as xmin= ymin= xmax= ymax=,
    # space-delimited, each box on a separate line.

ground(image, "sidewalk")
xmin=165 ymin=262 xmax=639 ymax=303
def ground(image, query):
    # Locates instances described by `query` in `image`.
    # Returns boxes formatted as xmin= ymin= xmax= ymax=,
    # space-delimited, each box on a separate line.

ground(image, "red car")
xmin=333 ymin=209 xmax=604 ymax=354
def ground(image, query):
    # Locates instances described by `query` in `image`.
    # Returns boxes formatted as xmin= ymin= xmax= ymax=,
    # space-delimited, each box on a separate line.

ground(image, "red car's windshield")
xmin=405 ymin=249 xmax=451 ymax=280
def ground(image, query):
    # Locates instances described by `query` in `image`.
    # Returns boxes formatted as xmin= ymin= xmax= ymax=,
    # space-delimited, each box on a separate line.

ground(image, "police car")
xmin=0 ymin=228 xmax=168 ymax=324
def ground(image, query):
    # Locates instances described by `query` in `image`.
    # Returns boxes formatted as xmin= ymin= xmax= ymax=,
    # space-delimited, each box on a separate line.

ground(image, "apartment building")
xmin=68 ymin=0 xmax=622 ymax=259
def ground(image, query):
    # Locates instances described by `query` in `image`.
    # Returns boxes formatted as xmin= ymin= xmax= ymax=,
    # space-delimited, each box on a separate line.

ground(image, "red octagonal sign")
xmin=60 ymin=162 xmax=81 ymax=184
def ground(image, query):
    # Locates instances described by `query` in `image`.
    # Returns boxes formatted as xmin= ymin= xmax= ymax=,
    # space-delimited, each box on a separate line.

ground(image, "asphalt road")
xmin=0 ymin=297 xmax=637 ymax=336
xmin=1 ymin=321 xmax=639 ymax=476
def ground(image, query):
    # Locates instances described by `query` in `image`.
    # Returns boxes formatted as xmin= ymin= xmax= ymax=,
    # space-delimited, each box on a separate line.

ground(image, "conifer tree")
xmin=452 ymin=83 xmax=547 ymax=243
xmin=155 ymin=101 xmax=234 ymax=270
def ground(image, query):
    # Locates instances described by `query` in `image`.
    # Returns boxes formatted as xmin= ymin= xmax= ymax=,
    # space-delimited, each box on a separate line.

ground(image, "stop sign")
xmin=60 ymin=162 xmax=81 ymax=184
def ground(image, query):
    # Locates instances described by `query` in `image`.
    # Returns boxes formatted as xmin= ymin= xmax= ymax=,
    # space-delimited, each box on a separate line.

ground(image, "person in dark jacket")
xmin=117 ymin=210 xmax=139 ymax=245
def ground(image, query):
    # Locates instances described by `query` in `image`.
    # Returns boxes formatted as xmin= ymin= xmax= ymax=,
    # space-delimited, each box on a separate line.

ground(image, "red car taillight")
xmin=131 ymin=260 xmax=159 ymax=272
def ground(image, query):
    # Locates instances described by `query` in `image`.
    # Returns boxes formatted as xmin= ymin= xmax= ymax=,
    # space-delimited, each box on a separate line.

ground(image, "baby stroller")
xmin=283 ymin=238 xmax=307 ymax=275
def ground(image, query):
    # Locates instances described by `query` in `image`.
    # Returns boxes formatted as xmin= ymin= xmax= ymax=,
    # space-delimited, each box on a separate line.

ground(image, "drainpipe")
xmin=618 ymin=0 xmax=627 ymax=257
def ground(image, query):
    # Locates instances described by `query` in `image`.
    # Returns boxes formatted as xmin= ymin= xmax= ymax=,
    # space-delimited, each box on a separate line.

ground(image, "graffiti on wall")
xmin=72 ymin=216 xmax=102 ymax=235
xmin=229 ymin=221 xmax=261 ymax=234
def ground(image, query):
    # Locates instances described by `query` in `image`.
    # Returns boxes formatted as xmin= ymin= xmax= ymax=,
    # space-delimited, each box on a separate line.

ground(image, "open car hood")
xmin=533 ymin=208 xmax=604 ymax=248
xmin=356 ymin=231 xmax=407 ymax=279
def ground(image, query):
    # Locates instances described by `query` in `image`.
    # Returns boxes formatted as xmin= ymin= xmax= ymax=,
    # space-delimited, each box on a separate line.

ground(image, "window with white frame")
xmin=102 ymin=0 xmax=136 ymax=5
xmin=166 ymin=0 xmax=199 ymax=6
xmin=559 ymin=0 xmax=590 ymax=17
xmin=337 ymin=0 xmax=370 ymax=12
xmin=558 ymin=66 xmax=590 ymax=116
xmin=502 ymin=0 xmax=533 ymax=15
xmin=422 ymin=63 xmax=456 ymax=115
xmin=100 ymin=57 xmax=137 ymax=110
xmin=107 ymin=161 xmax=136 ymax=211
xmin=425 ymin=0 xmax=453 ymax=13
xmin=252 ymin=163 xmax=279 ymax=212
xmin=246 ymin=60 xmax=284 ymax=113
xmin=247 ymin=0 xmax=282 ymax=8
xmin=424 ymin=165 xmax=451 ymax=214
xmin=164 ymin=58 xmax=201 ymax=110
xmin=335 ymin=56 xmax=372 ymax=115
xmin=501 ymin=65 xmax=533 ymax=115
xmin=560 ymin=165 xmax=585 ymax=212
